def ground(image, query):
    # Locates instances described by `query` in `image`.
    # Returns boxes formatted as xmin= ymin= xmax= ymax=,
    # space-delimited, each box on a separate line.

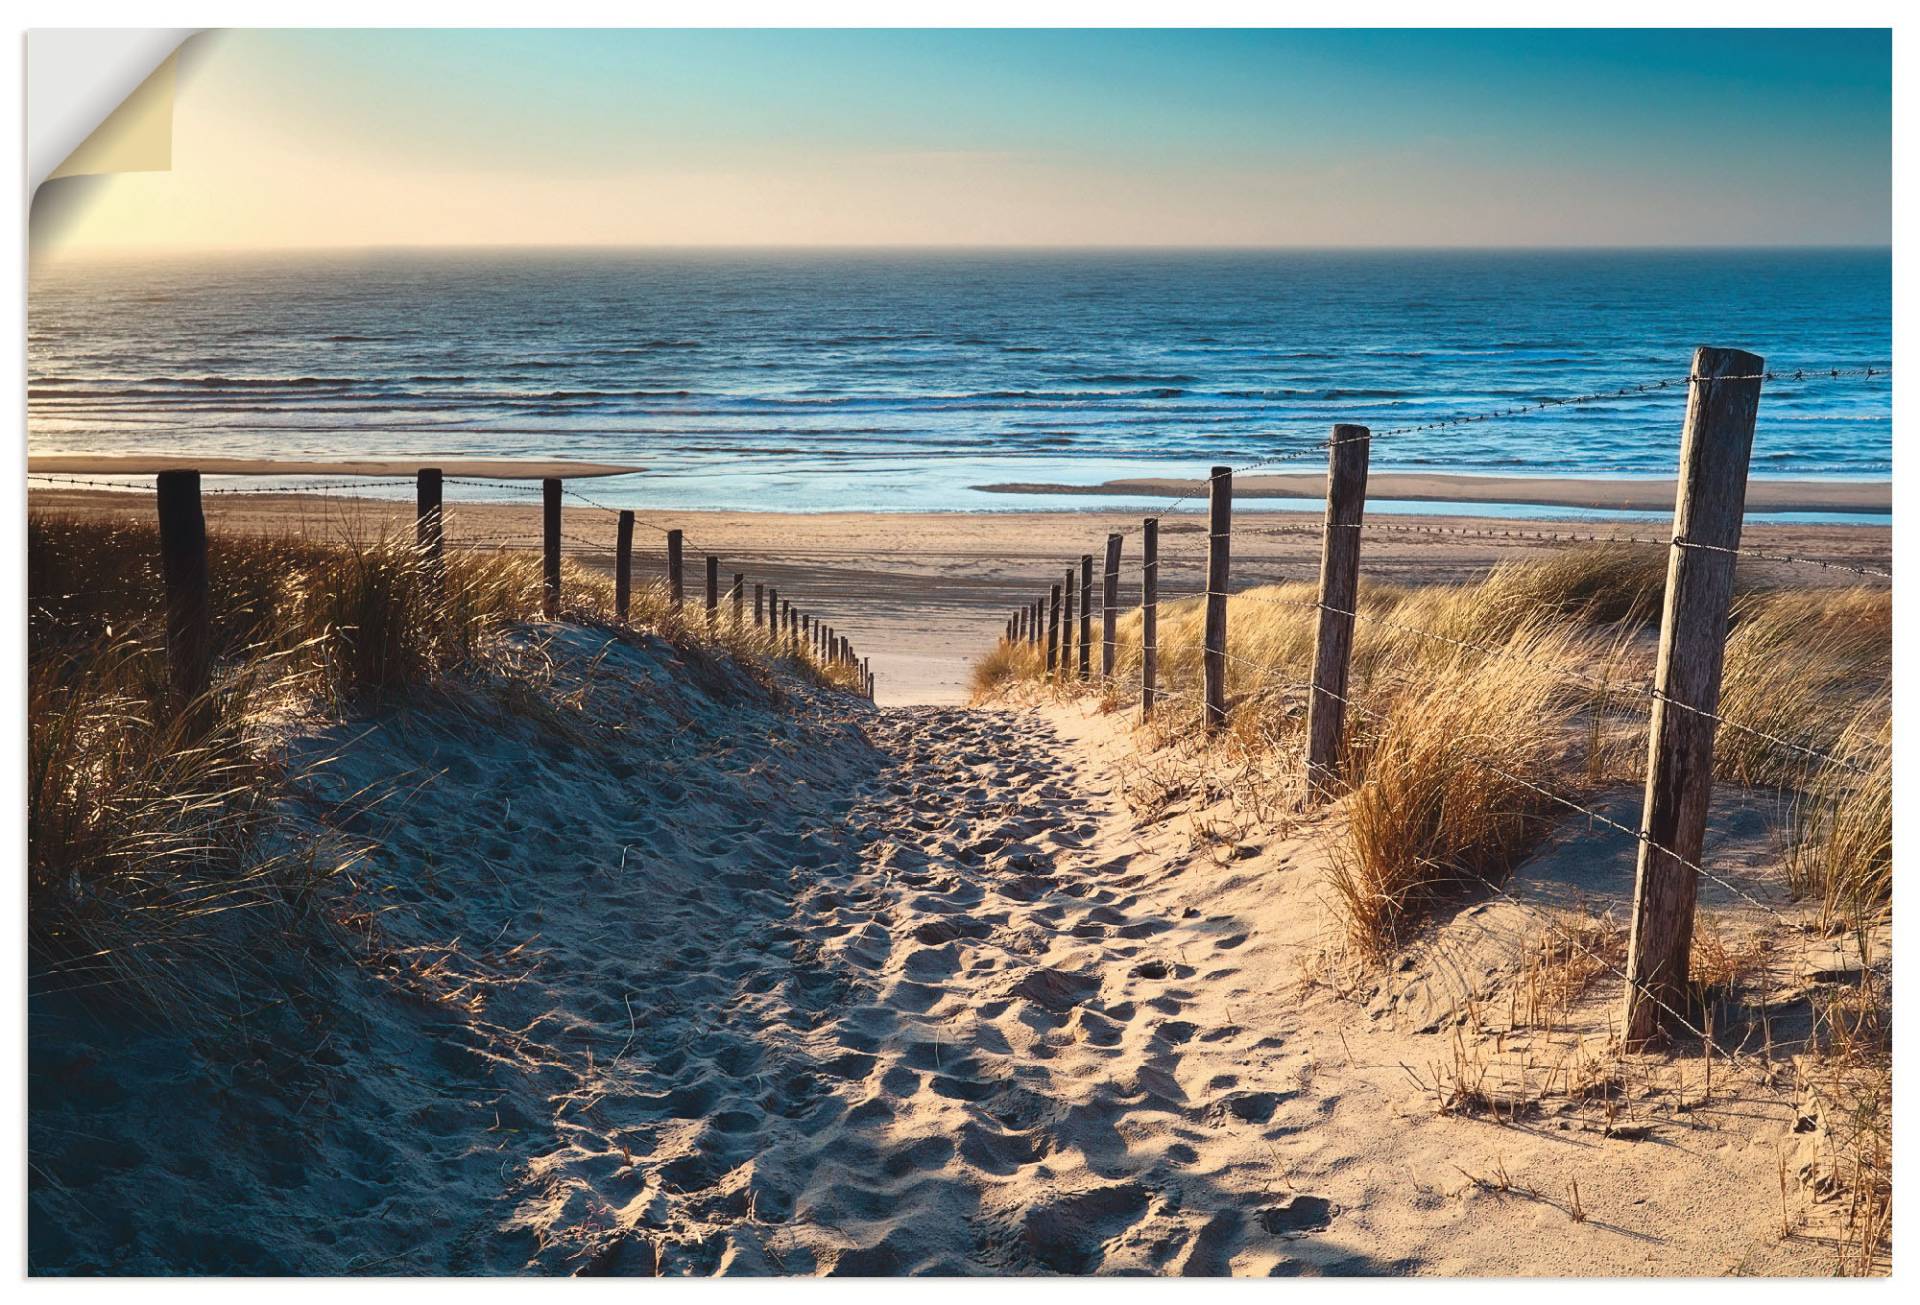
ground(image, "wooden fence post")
xmin=1141 ymin=517 xmax=1158 ymax=717
xmin=155 ymin=470 xmax=211 ymax=716
xmin=1062 ymin=566 xmax=1076 ymax=681
xmin=705 ymin=556 xmax=719 ymax=627
xmin=768 ymin=586 xmax=779 ymax=638
xmin=754 ymin=582 xmax=765 ymax=628
xmin=1306 ymin=425 xmax=1371 ymax=796
xmin=542 ymin=477 xmax=562 ymax=619
xmin=1203 ymin=466 xmax=1231 ymax=729
xmin=667 ymin=529 xmax=684 ymax=608
xmin=614 ymin=510 xmax=635 ymax=623
xmin=1101 ymin=533 xmax=1122 ymax=678
xmin=1622 ymin=346 xmax=1764 ymax=1047
xmin=732 ymin=572 xmax=745 ymax=629
xmin=1047 ymin=584 xmax=1062 ymax=672
xmin=1078 ymin=554 xmax=1093 ymax=681
xmin=415 ymin=467 xmax=444 ymax=567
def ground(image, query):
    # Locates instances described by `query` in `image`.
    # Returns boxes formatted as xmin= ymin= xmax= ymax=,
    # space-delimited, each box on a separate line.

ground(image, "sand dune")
xmin=30 ymin=620 xmax=1856 ymax=1274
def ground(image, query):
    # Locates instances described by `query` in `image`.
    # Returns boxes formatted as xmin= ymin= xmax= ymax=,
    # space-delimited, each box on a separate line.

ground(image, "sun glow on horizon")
xmin=35 ymin=28 xmax=1892 ymax=258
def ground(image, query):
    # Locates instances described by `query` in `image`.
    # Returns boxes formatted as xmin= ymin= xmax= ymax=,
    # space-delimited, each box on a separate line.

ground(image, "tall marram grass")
xmin=29 ymin=512 xmax=860 ymax=1013
xmin=1329 ymin=621 xmax=1600 ymax=955
xmin=974 ymin=544 xmax=1889 ymax=952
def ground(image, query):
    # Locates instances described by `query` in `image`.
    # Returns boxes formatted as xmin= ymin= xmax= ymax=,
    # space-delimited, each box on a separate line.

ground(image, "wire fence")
xmin=993 ymin=349 xmax=1889 ymax=1116
xmin=31 ymin=467 xmax=879 ymax=701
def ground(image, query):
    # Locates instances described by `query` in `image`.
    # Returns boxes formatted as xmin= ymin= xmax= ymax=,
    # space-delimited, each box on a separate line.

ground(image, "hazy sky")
xmin=38 ymin=27 xmax=1892 ymax=252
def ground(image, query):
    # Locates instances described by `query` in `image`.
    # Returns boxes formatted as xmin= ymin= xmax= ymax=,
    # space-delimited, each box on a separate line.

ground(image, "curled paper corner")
xmin=28 ymin=29 xmax=200 ymax=191
xmin=48 ymin=51 xmax=178 ymax=181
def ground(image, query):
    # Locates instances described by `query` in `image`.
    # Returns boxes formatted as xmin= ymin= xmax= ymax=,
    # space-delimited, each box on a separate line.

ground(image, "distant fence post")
xmin=542 ymin=477 xmax=562 ymax=618
xmin=705 ymin=556 xmax=719 ymax=626
xmin=1101 ymin=533 xmax=1122 ymax=679
xmin=614 ymin=510 xmax=635 ymax=623
xmin=666 ymin=529 xmax=684 ymax=608
xmin=1078 ymin=554 xmax=1093 ymax=680
xmin=1047 ymin=584 xmax=1062 ymax=672
xmin=732 ymin=572 xmax=745 ymax=629
xmin=754 ymin=582 xmax=766 ymax=628
xmin=1306 ymin=425 xmax=1371 ymax=796
xmin=1141 ymin=517 xmax=1158 ymax=717
xmin=1622 ymin=346 xmax=1764 ymax=1048
xmin=155 ymin=470 xmax=211 ymax=719
xmin=415 ymin=467 xmax=444 ymax=568
xmin=1203 ymin=467 xmax=1231 ymax=728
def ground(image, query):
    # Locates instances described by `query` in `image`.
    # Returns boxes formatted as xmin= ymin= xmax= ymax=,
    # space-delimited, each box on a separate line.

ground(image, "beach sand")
xmin=975 ymin=473 xmax=1892 ymax=516
xmin=27 ymin=486 xmax=1893 ymax=705
xmin=29 ymin=621 xmax=1867 ymax=1273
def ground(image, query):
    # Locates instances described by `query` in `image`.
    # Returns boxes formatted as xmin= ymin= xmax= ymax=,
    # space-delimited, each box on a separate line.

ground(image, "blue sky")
xmin=50 ymin=28 xmax=1892 ymax=249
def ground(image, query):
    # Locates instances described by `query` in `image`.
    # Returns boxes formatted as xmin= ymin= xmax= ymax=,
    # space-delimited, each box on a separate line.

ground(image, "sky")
xmin=36 ymin=27 xmax=1893 ymax=252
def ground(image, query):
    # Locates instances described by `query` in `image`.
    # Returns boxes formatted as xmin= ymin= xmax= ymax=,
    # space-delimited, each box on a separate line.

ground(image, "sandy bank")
xmin=975 ymin=472 xmax=1892 ymax=515
xmin=28 ymin=455 xmax=645 ymax=478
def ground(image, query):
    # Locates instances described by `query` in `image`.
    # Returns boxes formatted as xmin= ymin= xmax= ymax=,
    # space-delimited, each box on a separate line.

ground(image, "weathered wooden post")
xmin=705 ymin=556 xmax=720 ymax=627
xmin=666 ymin=529 xmax=684 ymax=608
xmin=1078 ymin=554 xmax=1093 ymax=681
xmin=767 ymin=586 xmax=779 ymax=638
xmin=1203 ymin=466 xmax=1231 ymax=729
xmin=1101 ymin=533 xmax=1122 ymax=678
xmin=1141 ymin=517 xmax=1158 ymax=717
xmin=614 ymin=510 xmax=635 ymax=623
xmin=1062 ymin=566 xmax=1076 ymax=681
xmin=1047 ymin=584 xmax=1062 ymax=672
xmin=415 ymin=467 xmax=444 ymax=567
xmin=732 ymin=572 xmax=745 ymax=629
xmin=754 ymin=582 xmax=766 ymax=628
xmin=1622 ymin=346 xmax=1764 ymax=1047
xmin=542 ymin=477 xmax=562 ymax=618
xmin=1305 ymin=425 xmax=1371 ymax=796
xmin=155 ymin=470 xmax=211 ymax=717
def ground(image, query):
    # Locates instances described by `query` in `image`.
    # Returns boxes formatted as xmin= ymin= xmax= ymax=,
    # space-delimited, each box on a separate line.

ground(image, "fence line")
xmin=38 ymin=467 xmax=878 ymax=704
xmin=994 ymin=344 xmax=1887 ymax=1048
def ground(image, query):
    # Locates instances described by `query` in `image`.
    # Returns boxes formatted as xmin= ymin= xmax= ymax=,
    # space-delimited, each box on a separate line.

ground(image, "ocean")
xmin=28 ymin=248 xmax=1891 ymax=517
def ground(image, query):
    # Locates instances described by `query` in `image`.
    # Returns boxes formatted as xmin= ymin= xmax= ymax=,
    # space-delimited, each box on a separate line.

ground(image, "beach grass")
xmin=975 ymin=546 xmax=1891 ymax=948
xmin=27 ymin=512 xmax=864 ymax=1013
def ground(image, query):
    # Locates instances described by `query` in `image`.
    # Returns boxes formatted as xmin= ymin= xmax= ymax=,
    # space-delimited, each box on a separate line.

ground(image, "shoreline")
xmin=26 ymin=455 xmax=646 ymax=479
xmin=973 ymin=472 xmax=1893 ymax=516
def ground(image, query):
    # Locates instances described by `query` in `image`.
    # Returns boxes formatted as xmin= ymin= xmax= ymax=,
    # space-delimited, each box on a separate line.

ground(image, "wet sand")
xmin=28 ymin=455 xmax=645 ymax=478
xmin=27 ymin=489 xmax=1893 ymax=706
xmin=976 ymin=473 xmax=1893 ymax=516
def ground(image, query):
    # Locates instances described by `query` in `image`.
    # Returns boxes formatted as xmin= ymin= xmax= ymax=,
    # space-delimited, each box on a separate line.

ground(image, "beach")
xmin=27 ymin=484 xmax=1894 ymax=705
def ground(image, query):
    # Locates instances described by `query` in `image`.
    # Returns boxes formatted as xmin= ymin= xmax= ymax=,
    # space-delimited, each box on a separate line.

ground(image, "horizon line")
xmin=36 ymin=241 xmax=1895 ymax=257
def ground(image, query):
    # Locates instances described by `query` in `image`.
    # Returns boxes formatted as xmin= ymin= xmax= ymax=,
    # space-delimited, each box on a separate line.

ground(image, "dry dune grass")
xmin=974 ymin=545 xmax=1890 ymax=952
xmin=28 ymin=512 xmax=862 ymax=1015
xmin=1329 ymin=621 xmax=1602 ymax=956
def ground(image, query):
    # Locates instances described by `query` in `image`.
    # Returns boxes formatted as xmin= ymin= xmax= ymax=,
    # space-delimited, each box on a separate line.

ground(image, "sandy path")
xmin=30 ymin=614 xmax=1847 ymax=1274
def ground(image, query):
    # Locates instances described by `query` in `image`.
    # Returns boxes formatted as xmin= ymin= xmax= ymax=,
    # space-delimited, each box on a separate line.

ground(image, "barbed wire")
xmin=1151 ymin=362 xmax=1891 ymax=516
